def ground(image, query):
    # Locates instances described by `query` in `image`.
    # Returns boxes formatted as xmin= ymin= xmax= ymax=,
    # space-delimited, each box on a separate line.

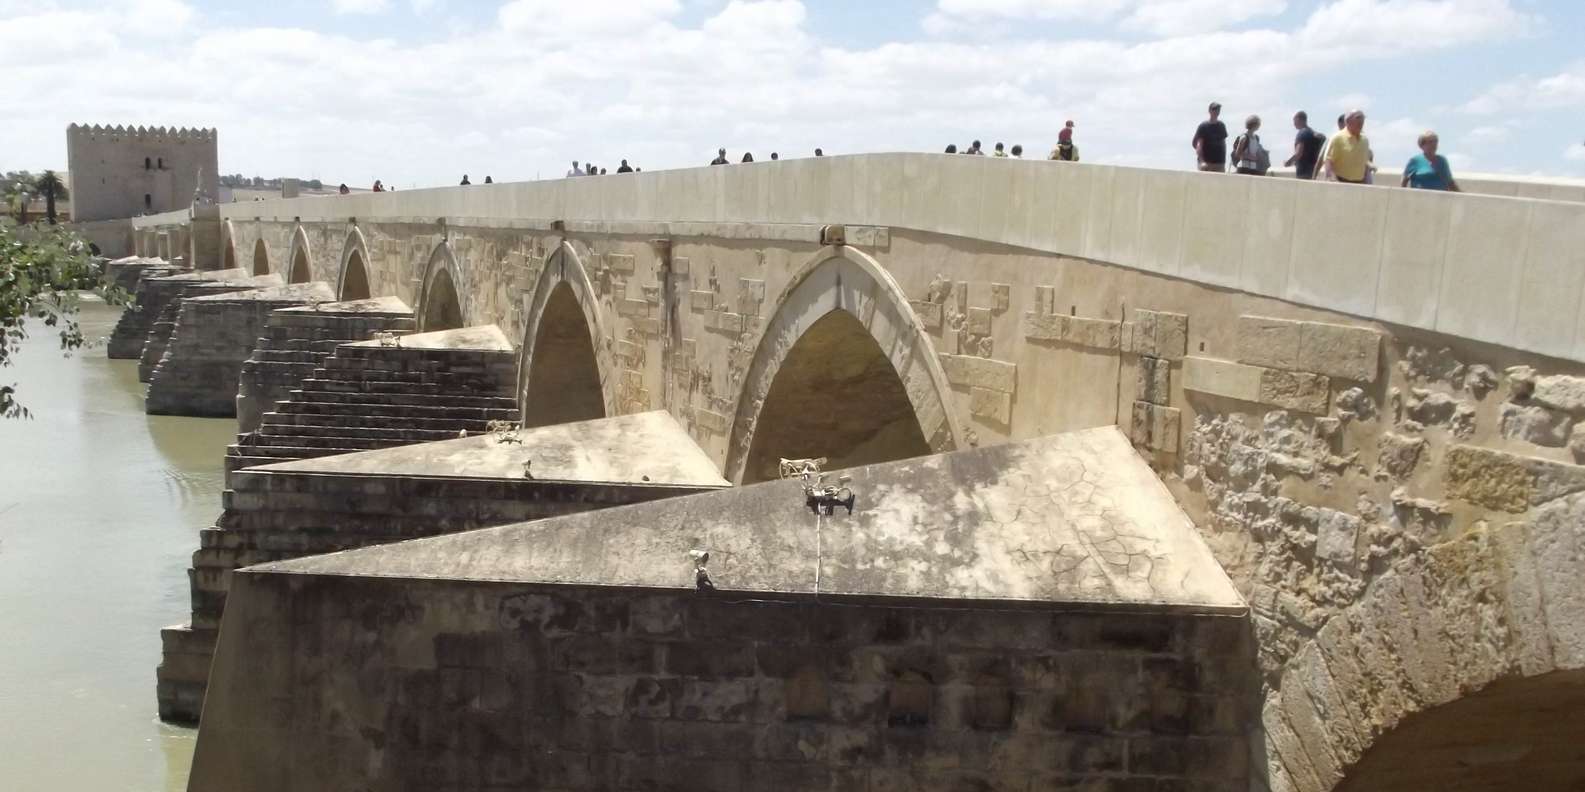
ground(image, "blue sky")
xmin=3 ymin=0 xmax=1582 ymax=187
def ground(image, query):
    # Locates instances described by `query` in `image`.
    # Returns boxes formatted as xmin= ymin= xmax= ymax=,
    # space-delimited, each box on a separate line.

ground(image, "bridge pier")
xmin=146 ymin=282 xmax=334 ymax=417
xmin=158 ymin=412 xmax=727 ymax=724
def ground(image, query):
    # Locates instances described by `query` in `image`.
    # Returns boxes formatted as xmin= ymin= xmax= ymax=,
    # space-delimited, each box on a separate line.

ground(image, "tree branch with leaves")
xmin=1 ymin=222 xmax=129 ymax=418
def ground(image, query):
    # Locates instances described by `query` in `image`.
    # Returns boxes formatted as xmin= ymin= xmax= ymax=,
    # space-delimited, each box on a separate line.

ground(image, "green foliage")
xmin=3 ymin=171 xmax=36 ymax=223
xmin=0 ymin=223 xmax=129 ymax=418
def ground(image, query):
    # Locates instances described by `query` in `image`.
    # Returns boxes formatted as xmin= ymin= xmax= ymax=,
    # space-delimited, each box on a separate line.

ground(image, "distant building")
xmin=66 ymin=123 xmax=219 ymax=222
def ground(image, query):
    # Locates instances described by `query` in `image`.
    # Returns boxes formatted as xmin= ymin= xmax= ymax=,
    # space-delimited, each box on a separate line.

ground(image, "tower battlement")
xmin=68 ymin=123 xmax=218 ymax=143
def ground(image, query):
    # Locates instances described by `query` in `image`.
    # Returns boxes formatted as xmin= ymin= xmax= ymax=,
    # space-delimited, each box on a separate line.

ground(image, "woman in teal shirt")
xmin=1401 ymin=131 xmax=1461 ymax=191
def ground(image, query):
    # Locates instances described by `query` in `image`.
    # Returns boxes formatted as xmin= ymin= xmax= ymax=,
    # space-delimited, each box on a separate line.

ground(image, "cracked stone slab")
xmin=342 ymin=323 xmax=512 ymax=351
xmin=251 ymin=411 xmax=728 ymax=488
xmin=275 ymin=295 xmax=412 ymax=315
xmin=255 ymin=426 xmax=1245 ymax=614
xmin=186 ymin=282 xmax=335 ymax=303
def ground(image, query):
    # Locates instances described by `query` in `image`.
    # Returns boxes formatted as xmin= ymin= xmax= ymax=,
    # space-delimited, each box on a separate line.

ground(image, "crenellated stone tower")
xmin=66 ymin=123 xmax=218 ymax=222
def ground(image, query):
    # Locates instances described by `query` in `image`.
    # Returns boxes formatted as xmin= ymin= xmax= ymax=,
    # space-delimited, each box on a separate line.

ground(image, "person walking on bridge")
xmin=1049 ymin=126 xmax=1079 ymax=162
xmin=1286 ymin=111 xmax=1326 ymax=180
xmin=567 ymin=161 xmax=581 ymax=177
xmin=1325 ymin=109 xmax=1374 ymax=184
xmin=1193 ymin=102 xmax=1228 ymax=172
xmin=459 ymin=174 xmax=471 ymax=186
xmin=711 ymin=148 xmax=729 ymax=165
xmin=1401 ymin=131 xmax=1461 ymax=192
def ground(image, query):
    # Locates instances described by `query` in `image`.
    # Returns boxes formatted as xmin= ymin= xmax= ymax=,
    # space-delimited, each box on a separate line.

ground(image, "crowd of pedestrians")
xmin=1191 ymin=101 xmax=1461 ymax=191
xmin=366 ymin=107 xmax=1465 ymax=194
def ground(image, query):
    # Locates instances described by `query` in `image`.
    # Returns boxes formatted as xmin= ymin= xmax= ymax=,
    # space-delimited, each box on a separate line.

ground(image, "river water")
xmin=0 ymin=300 xmax=226 ymax=791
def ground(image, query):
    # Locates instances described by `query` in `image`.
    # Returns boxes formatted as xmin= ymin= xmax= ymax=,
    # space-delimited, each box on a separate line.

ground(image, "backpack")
xmin=1235 ymin=133 xmax=1270 ymax=174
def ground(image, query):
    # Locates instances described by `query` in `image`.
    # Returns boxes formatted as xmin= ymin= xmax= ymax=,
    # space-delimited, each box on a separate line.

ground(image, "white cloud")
xmin=1566 ymin=144 xmax=1585 ymax=163
xmin=498 ymin=0 xmax=681 ymax=37
xmin=1122 ymin=0 xmax=1286 ymax=36
xmin=1299 ymin=0 xmax=1531 ymax=56
xmin=1463 ymin=61 xmax=1585 ymax=115
xmin=332 ymin=0 xmax=388 ymax=14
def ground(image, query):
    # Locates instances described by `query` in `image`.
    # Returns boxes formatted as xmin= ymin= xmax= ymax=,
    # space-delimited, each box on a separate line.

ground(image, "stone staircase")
xmin=226 ymin=325 xmax=520 ymax=473
xmin=145 ymin=282 xmax=334 ymax=417
xmin=235 ymin=296 xmax=416 ymax=434
xmin=134 ymin=271 xmax=282 ymax=378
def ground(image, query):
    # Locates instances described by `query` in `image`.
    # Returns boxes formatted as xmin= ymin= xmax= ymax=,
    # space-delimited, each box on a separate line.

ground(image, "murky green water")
xmin=0 ymin=301 xmax=230 ymax=791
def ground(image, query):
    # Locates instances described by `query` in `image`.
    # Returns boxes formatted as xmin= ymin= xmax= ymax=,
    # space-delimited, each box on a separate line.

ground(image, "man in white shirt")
xmin=566 ymin=161 xmax=581 ymax=178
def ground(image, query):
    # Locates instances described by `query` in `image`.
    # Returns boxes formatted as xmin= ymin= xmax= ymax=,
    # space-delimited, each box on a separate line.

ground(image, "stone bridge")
xmin=135 ymin=154 xmax=1585 ymax=791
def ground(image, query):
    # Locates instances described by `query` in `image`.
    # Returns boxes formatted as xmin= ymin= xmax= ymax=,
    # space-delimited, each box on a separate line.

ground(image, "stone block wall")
xmin=193 ymin=573 xmax=1256 ymax=791
xmin=235 ymin=304 xmax=415 ymax=433
xmin=107 ymin=265 xmax=192 ymax=358
xmin=146 ymin=285 xmax=332 ymax=417
xmin=159 ymin=464 xmax=718 ymax=724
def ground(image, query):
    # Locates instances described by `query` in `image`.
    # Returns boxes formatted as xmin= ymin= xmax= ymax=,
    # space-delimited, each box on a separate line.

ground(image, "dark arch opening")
xmin=420 ymin=266 xmax=463 ymax=331
xmin=1335 ymin=668 xmax=1585 ymax=791
xmin=522 ymin=282 xmax=605 ymax=428
xmin=289 ymin=245 xmax=310 ymax=284
xmin=223 ymin=238 xmax=236 ymax=271
xmin=252 ymin=238 xmax=269 ymax=275
xmin=741 ymin=310 xmax=930 ymax=484
xmin=340 ymin=250 xmax=370 ymax=301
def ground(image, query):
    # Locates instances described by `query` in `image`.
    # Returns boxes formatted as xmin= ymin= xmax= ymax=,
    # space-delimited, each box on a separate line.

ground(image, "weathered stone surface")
xmin=1130 ymin=401 xmax=1181 ymax=454
xmin=1128 ymin=309 xmax=1188 ymax=360
xmin=1297 ymin=321 xmax=1382 ymax=382
xmin=1405 ymin=390 xmax=1477 ymax=438
xmin=966 ymin=307 xmax=992 ymax=336
xmin=1315 ymin=509 xmax=1360 ymax=566
xmin=968 ymin=386 xmax=1011 ymax=425
xmin=1023 ymin=312 xmax=1065 ymax=341
xmin=1531 ymin=374 xmax=1585 ymax=412
xmin=1183 ymin=356 xmax=1264 ymax=403
xmin=1499 ymin=401 xmax=1573 ymax=447
xmin=1137 ymin=356 xmax=1171 ymax=405
xmin=1529 ymin=492 xmax=1585 ymax=668
xmin=1376 ymin=433 xmax=1427 ymax=481
xmin=910 ymin=300 xmax=943 ymax=331
xmin=939 ymin=353 xmax=1016 ymax=394
xmin=1259 ymin=369 xmax=1330 ymax=415
xmin=1444 ymin=445 xmax=1585 ymax=512
xmin=1237 ymin=315 xmax=1301 ymax=370
xmin=1021 ymin=312 xmax=1119 ymax=349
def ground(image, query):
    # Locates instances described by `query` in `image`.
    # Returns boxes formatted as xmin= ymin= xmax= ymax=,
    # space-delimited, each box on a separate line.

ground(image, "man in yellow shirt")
xmin=1325 ymin=109 xmax=1373 ymax=184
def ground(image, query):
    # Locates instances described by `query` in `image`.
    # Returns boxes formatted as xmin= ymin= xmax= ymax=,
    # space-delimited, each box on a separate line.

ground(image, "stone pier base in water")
xmin=134 ymin=271 xmax=281 ymax=378
xmin=158 ymin=412 xmax=728 ymax=724
xmin=145 ymin=282 xmax=334 ymax=417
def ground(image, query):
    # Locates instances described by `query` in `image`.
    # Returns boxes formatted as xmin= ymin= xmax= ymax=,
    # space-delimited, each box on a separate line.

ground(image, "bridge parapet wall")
xmin=222 ymin=154 xmax=1585 ymax=363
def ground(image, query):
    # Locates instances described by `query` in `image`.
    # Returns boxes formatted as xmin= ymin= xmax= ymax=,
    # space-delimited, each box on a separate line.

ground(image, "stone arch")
xmin=416 ymin=240 xmax=466 ymax=331
xmin=287 ymin=226 xmax=312 ymax=284
xmin=221 ymin=220 xmax=237 ymax=271
xmin=517 ymin=241 xmax=617 ymax=425
xmin=724 ymin=245 xmax=964 ymax=484
xmin=337 ymin=227 xmax=372 ymax=301
xmin=252 ymin=237 xmax=270 ymax=276
xmin=1263 ymin=508 xmax=1585 ymax=792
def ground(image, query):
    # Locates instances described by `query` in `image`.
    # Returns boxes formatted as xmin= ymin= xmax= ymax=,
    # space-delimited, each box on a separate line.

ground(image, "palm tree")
xmin=34 ymin=170 xmax=67 ymax=225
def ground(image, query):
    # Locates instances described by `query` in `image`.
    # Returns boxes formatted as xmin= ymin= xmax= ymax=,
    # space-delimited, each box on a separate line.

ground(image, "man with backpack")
xmin=1285 ymin=111 xmax=1326 ymax=179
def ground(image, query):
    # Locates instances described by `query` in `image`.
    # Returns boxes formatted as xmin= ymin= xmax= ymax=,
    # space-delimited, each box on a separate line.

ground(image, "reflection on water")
xmin=0 ymin=301 xmax=232 ymax=791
